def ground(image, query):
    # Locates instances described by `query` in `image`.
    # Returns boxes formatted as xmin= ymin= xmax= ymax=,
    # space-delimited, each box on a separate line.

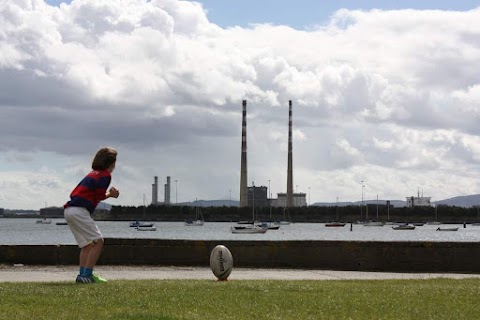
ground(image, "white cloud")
xmin=1 ymin=1 xmax=480 ymax=209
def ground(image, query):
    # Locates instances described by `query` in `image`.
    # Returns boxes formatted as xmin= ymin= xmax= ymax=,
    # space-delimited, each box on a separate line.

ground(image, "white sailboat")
xmin=36 ymin=218 xmax=51 ymax=224
xmin=326 ymin=197 xmax=345 ymax=227
xmin=275 ymin=207 xmax=291 ymax=225
xmin=231 ymin=225 xmax=267 ymax=234
xmin=426 ymin=204 xmax=441 ymax=225
xmin=232 ymin=191 xmax=268 ymax=234
xmin=185 ymin=204 xmax=204 ymax=226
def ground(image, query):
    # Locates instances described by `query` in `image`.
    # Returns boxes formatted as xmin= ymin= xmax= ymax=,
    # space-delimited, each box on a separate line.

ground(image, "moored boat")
xmin=257 ymin=222 xmax=280 ymax=230
xmin=392 ymin=225 xmax=415 ymax=230
xmin=185 ymin=202 xmax=205 ymax=226
xmin=436 ymin=227 xmax=458 ymax=231
xmin=325 ymin=222 xmax=346 ymax=227
xmin=185 ymin=219 xmax=204 ymax=226
xmin=231 ymin=225 xmax=267 ymax=234
xmin=129 ymin=221 xmax=154 ymax=228
xmin=136 ymin=225 xmax=157 ymax=231
xmin=36 ymin=218 xmax=52 ymax=224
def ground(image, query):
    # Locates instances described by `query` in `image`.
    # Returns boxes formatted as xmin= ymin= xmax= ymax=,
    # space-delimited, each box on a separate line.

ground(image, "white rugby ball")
xmin=209 ymin=245 xmax=233 ymax=280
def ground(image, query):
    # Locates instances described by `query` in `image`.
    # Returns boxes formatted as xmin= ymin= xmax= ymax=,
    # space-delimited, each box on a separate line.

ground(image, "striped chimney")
xmin=286 ymin=100 xmax=294 ymax=208
xmin=239 ymin=100 xmax=248 ymax=207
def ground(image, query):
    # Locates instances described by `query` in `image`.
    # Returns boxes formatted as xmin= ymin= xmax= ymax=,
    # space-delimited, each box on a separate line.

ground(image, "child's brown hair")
xmin=91 ymin=147 xmax=117 ymax=170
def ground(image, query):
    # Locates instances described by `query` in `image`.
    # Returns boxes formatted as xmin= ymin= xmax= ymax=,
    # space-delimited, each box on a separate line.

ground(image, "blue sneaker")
xmin=76 ymin=275 xmax=94 ymax=284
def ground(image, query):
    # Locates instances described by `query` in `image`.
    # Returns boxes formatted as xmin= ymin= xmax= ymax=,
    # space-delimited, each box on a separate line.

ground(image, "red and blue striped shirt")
xmin=64 ymin=169 xmax=111 ymax=214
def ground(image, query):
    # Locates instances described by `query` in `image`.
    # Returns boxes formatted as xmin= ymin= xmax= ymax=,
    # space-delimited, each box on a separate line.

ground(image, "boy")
xmin=64 ymin=147 xmax=120 ymax=284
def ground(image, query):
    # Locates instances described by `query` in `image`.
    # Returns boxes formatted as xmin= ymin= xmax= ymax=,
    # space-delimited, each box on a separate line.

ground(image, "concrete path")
xmin=2 ymin=265 xmax=480 ymax=282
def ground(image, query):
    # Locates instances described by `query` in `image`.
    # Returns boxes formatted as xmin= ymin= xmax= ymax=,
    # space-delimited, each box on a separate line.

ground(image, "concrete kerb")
xmin=2 ymin=265 xmax=480 ymax=283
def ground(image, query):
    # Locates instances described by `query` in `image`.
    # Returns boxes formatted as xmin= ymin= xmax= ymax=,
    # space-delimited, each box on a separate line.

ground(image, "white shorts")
xmin=64 ymin=206 xmax=103 ymax=248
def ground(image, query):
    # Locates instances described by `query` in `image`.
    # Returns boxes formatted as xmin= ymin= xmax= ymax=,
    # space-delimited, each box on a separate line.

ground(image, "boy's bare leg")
xmin=79 ymin=243 xmax=93 ymax=268
xmin=85 ymin=239 xmax=104 ymax=269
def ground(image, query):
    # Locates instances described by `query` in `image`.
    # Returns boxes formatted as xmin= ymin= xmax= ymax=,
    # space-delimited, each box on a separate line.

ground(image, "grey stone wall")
xmin=1 ymin=239 xmax=479 ymax=273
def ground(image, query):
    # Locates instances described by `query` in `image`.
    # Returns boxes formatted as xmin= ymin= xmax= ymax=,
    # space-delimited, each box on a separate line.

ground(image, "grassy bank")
xmin=1 ymin=279 xmax=479 ymax=319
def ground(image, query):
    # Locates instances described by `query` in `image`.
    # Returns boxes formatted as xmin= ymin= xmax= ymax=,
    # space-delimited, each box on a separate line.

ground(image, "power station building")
xmin=247 ymin=186 xmax=268 ymax=207
xmin=406 ymin=195 xmax=432 ymax=207
xmin=239 ymin=100 xmax=305 ymax=208
xmin=272 ymin=193 xmax=307 ymax=207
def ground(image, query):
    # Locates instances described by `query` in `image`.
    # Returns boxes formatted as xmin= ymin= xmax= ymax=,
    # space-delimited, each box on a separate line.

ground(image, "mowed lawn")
xmin=1 ymin=278 xmax=479 ymax=320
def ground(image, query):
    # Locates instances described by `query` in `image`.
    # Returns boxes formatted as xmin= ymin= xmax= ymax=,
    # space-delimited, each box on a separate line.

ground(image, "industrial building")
xmin=272 ymin=193 xmax=307 ymax=207
xmin=406 ymin=195 xmax=432 ymax=207
xmin=247 ymin=186 xmax=268 ymax=207
xmin=239 ymin=100 xmax=304 ymax=208
xmin=148 ymin=100 xmax=304 ymax=209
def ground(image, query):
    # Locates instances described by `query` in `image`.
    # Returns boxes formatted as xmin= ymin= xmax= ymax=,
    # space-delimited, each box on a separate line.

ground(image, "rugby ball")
xmin=209 ymin=245 xmax=233 ymax=280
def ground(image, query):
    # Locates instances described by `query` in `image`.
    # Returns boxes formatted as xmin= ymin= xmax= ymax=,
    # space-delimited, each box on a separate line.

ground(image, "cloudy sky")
xmin=1 ymin=0 xmax=480 ymax=210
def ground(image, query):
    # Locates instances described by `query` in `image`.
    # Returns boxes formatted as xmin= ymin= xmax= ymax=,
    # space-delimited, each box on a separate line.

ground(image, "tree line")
xmin=102 ymin=204 xmax=480 ymax=223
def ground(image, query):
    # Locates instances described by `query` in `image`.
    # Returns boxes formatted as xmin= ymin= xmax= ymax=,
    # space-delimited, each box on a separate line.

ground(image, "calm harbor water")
xmin=1 ymin=218 xmax=480 ymax=245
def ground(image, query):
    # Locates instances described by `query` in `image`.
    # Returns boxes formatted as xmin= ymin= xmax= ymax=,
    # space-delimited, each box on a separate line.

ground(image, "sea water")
xmin=1 ymin=218 xmax=480 ymax=245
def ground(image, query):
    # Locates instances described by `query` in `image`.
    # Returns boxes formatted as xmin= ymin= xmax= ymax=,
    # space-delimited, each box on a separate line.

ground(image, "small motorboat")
xmin=325 ymin=222 xmax=346 ymax=227
xmin=56 ymin=221 xmax=68 ymax=225
xmin=392 ymin=225 xmax=415 ymax=230
xmin=129 ymin=221 xmax=154 ymax=228
xmin=136 ymin=225 xmax=157 ymax=231
xmin=257 ymin=222 xmax=280 ymax=230
xmin=436 ymin=227 xmax=459 ymax=231
xmin=36 ymin=218 xmax=52 ymax=224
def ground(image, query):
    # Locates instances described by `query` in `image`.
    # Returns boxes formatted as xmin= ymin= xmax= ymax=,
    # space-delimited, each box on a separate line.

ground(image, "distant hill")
xmin=313 ymin=194 xmax=480 ymax=208
xmin=173 ymin=195 xmax=480 ymax=208
xmin=312 ymin=200 xmax=406 ymax=208
xmin=434 ymin=194 xmax=480 ymax=208
xmin=96 ymin=202 xmax=112 ymax=210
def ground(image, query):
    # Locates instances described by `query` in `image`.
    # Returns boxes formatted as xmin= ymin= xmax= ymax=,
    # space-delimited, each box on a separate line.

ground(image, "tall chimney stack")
xmin=165 ymin=176 xmax=171 ymax=205
xmin=152 ymin=176 xmax=158 ymax=205
xmin=286 ymin=100 xmax=294 ymax=208
xmin=239 ymin=100 xmax=248 ymax=207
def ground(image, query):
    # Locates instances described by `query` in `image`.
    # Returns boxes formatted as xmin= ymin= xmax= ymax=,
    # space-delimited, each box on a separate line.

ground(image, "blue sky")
xmin=46 ymin=0 xmax=480 ymax=29
xmin=2 ymin=0 xmax=480 ymax=209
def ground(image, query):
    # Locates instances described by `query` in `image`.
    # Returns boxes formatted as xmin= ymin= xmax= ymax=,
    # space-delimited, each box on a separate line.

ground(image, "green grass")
xmin=1 ymin=279 xmax=479 ymax=320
